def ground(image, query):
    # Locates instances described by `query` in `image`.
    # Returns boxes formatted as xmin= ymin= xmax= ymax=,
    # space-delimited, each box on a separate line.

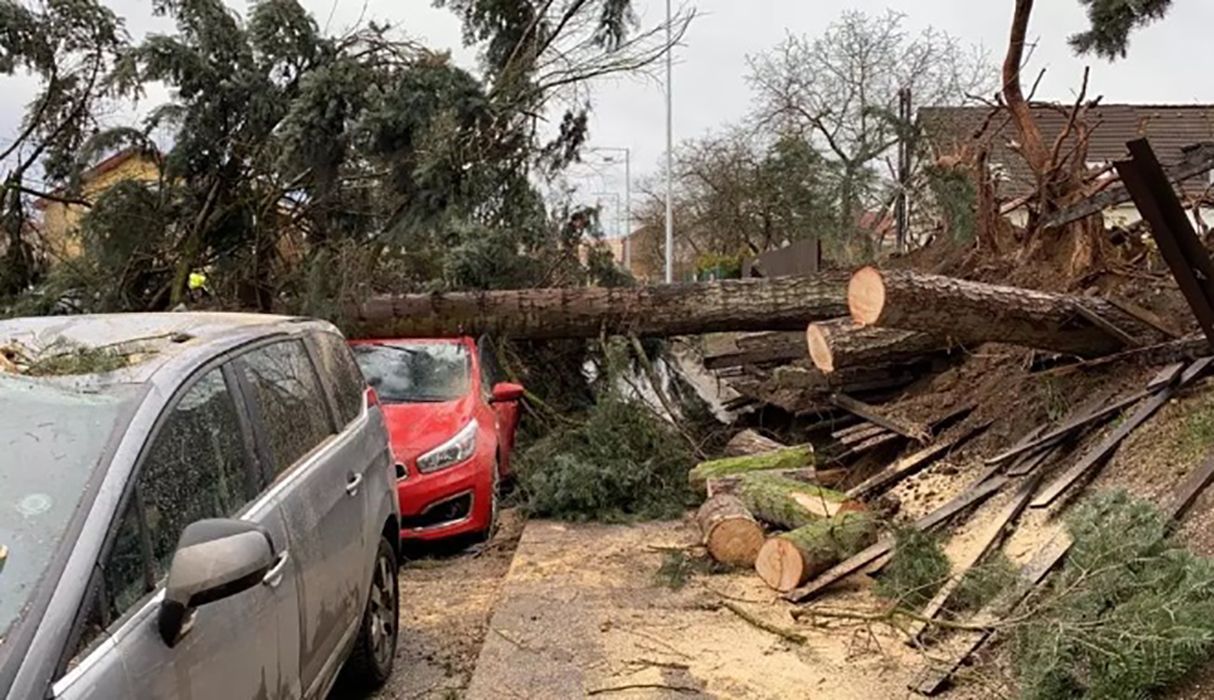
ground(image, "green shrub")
xmin=1013 ymin=491 xmax=1214 ymax=700
xmin=517 ymin=391 xmax=696 ymax=522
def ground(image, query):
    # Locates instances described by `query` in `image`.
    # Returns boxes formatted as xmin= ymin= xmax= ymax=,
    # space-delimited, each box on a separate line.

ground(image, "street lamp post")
xmin=664 ymin=0 xmax=674 ymax=283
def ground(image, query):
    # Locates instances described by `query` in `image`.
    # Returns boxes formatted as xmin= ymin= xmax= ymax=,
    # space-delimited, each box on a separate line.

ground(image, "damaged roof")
xmin=919 ymin=103 xmax=1214 ymax=199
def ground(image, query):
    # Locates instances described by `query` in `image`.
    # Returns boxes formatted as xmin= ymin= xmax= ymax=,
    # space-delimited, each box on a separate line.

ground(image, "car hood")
xmin=380 ymin=395 xmax=475 ymax=462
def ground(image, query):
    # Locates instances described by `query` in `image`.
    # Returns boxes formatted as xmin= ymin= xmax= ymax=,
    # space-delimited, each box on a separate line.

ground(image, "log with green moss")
xmin=738 ymin=474 xmax=863 ymax=530
xmin=755 ymin=513 xmax=878 ymax=592
xmin=689 ymin=446 xmax=815 ymax=496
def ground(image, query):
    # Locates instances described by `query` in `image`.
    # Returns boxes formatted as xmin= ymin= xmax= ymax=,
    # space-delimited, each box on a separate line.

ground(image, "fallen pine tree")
xmin=738 ymin=473 xmax=864 ymax=530
xmin=848 ymin=267 xmax=1172 ymax=356
xmin=346 ymin=273 xmax=849 ymax=339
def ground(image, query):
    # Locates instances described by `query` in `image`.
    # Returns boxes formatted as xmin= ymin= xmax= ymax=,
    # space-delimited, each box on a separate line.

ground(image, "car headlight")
xmin=417 ymin=421 xmax=478 ymax=473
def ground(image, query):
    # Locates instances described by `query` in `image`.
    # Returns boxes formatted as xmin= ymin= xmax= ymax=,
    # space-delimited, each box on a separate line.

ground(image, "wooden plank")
xmin=1072 ymin=303 xmax=1138 ymax=348
xmin=847 ymin=420 xmax=994 ymax=501
xmin=786 ymin=476 xmax=1010 ymax=603
xmin=1117 ymin=140 xmax=1214 ymax=346
xmin=1043 ymin=142 xmax=1214 ymax=229
xmin=1034 ymin=335 xmax=1210 ymax=380
xmin=837 ymin=424 xmax=891 ymax=446
xmin=1032 ymin=358 xmax=1214 ymax=509
xmin=1107 ymin=298 xmax=1182 ymax=340
xmin=832 ymin=421 xmax=882 ymax=440
xmin=904 ymin=474 xmax=1042 ymax=644
xmin=830 ymin=393 xmax=930 ymax=442
xmin=985 ymin=363 xmax=1184 ymax=466
xmin=914 ymin=441 xmax=1214 ymax=696
xmin=1164 ymin=453 xmax=1214 ymax=524
xmin=910 ymin=532 xmax=1074 ymax=696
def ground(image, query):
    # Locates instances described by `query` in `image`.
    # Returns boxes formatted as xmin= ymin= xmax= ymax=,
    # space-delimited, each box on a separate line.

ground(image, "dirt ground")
xmin=339 ymin=371 xmax=1214 ymax=700
xmin=349 ymin=509 xmax=527 ymax=700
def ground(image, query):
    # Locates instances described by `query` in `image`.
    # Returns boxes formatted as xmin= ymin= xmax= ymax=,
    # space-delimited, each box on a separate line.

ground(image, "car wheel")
xmin=344 ymin=536 xmax=398 ymax=689
xmin=479 ymin=461 xmax=501 ymax=543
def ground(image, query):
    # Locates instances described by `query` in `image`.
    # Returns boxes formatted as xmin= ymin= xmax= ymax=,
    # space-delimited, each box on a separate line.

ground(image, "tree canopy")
xmin=1071 ymin=0 xmax=1174 ymax=59
xmin=1 ymin=0 xmax=688 ymax=314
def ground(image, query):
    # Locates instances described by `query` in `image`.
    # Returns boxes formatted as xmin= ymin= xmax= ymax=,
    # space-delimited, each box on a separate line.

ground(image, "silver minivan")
xmin=0 ymin=313 xmax=400 ymax=700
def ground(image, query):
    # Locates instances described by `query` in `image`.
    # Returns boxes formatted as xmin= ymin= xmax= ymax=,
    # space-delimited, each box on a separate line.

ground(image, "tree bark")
xmin=346 ymin=274 xmax=849 ymax=340
xmin=807 ymin=319 xmax=949 ymax=373
xmin=1003 ymin=0 xmax=1049 ymax=176
xmin=696 ymin=494 xmax=766 ymax=567
xmin=724 ymin=429 xmax=788 ymax=457
xmin=738 ymin=473 xmax=864 ymax=530
xmin=755 ymin=513 xmax=878 ymax=592
xmin=848 ymin=267 xmax=1169 ymax=356
xmin=689 ymin=446 xmax=815 ymax=496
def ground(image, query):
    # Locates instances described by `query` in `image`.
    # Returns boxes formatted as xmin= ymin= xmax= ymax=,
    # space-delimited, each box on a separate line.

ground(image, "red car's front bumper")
xmin=397 ymin=450 xmax=494 ymax=541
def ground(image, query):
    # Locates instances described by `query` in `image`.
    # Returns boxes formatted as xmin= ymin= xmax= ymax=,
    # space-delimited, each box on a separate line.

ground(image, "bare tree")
xmin=747 ymin=10 xmax=993 ymax=242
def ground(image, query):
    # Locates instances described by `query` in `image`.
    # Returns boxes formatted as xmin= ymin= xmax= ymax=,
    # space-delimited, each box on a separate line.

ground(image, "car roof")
xmin=349 ymin=337 xmax=470 ymax=346
xmin=0 ymin=312 xmax=321 ymax=384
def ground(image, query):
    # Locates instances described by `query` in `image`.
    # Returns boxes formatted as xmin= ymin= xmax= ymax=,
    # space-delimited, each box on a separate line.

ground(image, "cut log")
xmin=739 ymin=474 xmax=863 ymax=530
xmin=348 ymin=274 xmax=850 ymax=340
xmin=707 ymin=467 xmax=831 ymax=498
xmin=786 ymin=475 xmax=1010 ymax=603
xmin=848 ymin=267 xmax=1169 ymax=356
xmin=755 ymin=513 xmax=878 ymax=592
xmin=696 ymin=494 xmax=766 ymax=567
xmin=689 ymin=446 xmax=815 ymax=496
xmin=807 ymin=319 xmax=949 ymax=373
xmin=723 ymin=429 xmax=787 ymax=457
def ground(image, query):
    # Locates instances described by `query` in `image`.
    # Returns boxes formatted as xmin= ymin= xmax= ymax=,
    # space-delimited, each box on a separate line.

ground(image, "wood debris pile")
xmin=687 ymin=138 xmax=1214 ymax=696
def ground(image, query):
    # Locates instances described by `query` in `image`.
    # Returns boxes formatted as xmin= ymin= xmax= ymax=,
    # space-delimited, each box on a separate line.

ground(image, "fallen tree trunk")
xmin=848 ymin=267 xmax=1168 ymax=356
xmin=739 ymin=474 xmax=863 ymax=530
xmin=347 ymin=274 xmax=849 ymax=340
xmin=724 ymin=429 xmax=787 ymax=457
xmin=807 ymin=319 xmax=950 ymax=373
xmin=755 ymin=513 xmax=878 ymax=592
xmin=697 ymin=494 xmax=766 ymax=567
xmin=689 ymin=446 xmax=815 ymax=496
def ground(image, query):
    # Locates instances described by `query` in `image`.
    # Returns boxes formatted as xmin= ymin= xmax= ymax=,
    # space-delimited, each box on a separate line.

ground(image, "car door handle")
xmin=345 ymin=473 xmax=364 ymax=496
xmin=262 ymin=551 xmax=289 ymax=588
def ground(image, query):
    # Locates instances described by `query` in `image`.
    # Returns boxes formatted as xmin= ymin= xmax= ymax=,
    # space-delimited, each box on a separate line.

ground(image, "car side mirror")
xmin=158 ymin=519 xmax=278 ymax=648
xmin=490 ymin=382 xmax=525 ymax=404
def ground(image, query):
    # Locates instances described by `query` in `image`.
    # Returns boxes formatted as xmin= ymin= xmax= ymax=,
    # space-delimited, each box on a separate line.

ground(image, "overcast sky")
xmin=6 ymin=0 xmax=1214 ymax=234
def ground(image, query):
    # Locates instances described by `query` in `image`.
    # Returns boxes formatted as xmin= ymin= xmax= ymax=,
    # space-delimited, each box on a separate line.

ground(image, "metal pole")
xmin=624 ymin=147 xmax=632 ymax=271
xmin=664 ymin=0 xmax=674 ymax=283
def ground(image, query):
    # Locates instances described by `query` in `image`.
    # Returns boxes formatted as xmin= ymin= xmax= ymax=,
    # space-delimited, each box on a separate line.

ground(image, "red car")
xmin=350 ymin=337 xmax=524 ymax=542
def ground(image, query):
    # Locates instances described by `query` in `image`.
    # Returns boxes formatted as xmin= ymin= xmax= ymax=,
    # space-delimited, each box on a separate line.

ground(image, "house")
xmin=918 ymin=104 xmax=1214 ymax=227
xmin=34 ymin=148 xmax=161 ymax=260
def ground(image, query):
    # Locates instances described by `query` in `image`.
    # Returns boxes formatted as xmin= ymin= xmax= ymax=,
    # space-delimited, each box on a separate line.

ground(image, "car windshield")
xmin=0 ymin=376 xmax=139 ymax=642
xmin=352 ymin=342 xmax=471 ymax=403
